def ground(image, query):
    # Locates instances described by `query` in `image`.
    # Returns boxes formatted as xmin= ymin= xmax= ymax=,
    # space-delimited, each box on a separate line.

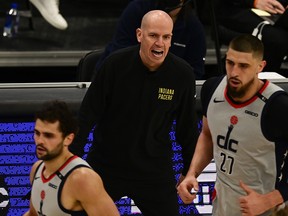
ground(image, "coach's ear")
xmin=136 ymin=28 xmax=142 ymax=43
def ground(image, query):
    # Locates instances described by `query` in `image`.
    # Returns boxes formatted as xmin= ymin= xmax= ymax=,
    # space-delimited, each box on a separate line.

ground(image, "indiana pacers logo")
xmin=217 ymin=115 xmax=239 ymax=153
xmin=158 ymin=88 xmax=174 ymax=101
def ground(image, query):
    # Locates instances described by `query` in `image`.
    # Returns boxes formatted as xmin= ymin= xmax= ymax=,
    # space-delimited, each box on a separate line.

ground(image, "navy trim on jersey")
xmin=58 ymin=164 xmax=91 ymax=216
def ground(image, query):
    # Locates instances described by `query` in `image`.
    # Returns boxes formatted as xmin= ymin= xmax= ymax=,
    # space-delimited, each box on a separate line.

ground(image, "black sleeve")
xmin=262 ymin=92 xmax=288 ymax=141
xmin=70 ymin=58 xmax=113 ymax=157
xmin=262 ymin=91 xmax=288 ymax=202
xmin=277 ymin=156 xmax=288 ymax=202
xmin=172 ymin=60 xmax=199 ymax=176
xmin=178 ymin=78 xmax=198 ymax=175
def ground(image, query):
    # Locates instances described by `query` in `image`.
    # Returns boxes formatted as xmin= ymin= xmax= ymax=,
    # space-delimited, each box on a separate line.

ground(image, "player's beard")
xmin=36 ymin=141 xmax=64 ymax=161
xmin=227 ymin=77 xmax=255 ymax=99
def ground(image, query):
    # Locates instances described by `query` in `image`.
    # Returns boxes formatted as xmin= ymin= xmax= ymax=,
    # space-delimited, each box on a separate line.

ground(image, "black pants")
xmin=100 ymin=174 xmax=181 ymax=216
xmin=219 ymin=9 xmax=288 ymax=73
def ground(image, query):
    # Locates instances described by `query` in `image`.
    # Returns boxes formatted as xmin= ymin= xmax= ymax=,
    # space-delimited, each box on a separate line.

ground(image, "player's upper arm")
xmin=69 ymin=167 xmax=120 ymax=216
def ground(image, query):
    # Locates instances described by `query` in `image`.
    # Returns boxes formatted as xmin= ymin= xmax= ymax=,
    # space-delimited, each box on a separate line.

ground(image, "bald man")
xmin=71 ymin=10 xmax=198 ymax=216
xmin=94 ymin=0 xmax=207 ymax=80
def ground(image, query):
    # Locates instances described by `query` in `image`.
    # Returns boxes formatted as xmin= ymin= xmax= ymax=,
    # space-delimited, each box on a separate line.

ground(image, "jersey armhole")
xmin=32 ymin=161 xmax=44 ymax=184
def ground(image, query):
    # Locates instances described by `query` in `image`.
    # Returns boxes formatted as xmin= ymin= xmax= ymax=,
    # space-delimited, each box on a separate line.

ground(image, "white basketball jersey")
xmin=31 ymin=156 xmax=90 ymax=216
xmin=207 ymin=77 xmax=283 ymax=216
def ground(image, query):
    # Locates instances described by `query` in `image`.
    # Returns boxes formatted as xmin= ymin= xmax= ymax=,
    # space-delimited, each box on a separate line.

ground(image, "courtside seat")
xmin=77 ymin=50 xmax=103 ymax=82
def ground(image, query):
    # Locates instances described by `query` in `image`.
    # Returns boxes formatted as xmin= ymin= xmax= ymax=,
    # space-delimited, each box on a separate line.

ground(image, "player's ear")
xmin=258 ymin=60 xmax=266 ymax=72
xmin=64 ymin=133 xmax=74 ymax=147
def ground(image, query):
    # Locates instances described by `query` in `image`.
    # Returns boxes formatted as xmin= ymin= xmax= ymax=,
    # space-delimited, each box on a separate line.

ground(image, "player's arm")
xmin=70 ymin=167 xmax=120 ymax=216
xmin=23 ymin=200 xmax=38 ymax=216
xmin=23 ymin=161 xmax=42 ymax=216
xmin=177 ymin=116 xmax=214 ymax=203
xmin=187 ymin=116 xmax=214 ymax=178
xmin=239 ymin=181 xmax=284 ymax=214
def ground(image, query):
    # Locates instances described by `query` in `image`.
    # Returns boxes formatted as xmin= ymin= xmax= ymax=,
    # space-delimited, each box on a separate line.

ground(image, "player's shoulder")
xmin=69 ymin=166 xmax=101 ymax=185
xmin=29 ymin=160 xmax=43 ymax=183
xmin=31 ymin=160 xmax=43 ymax=173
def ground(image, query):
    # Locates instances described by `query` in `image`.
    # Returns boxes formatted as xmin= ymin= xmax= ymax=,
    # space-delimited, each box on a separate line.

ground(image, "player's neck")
xmin=43 ymin=152 xmax=74 ymax=178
